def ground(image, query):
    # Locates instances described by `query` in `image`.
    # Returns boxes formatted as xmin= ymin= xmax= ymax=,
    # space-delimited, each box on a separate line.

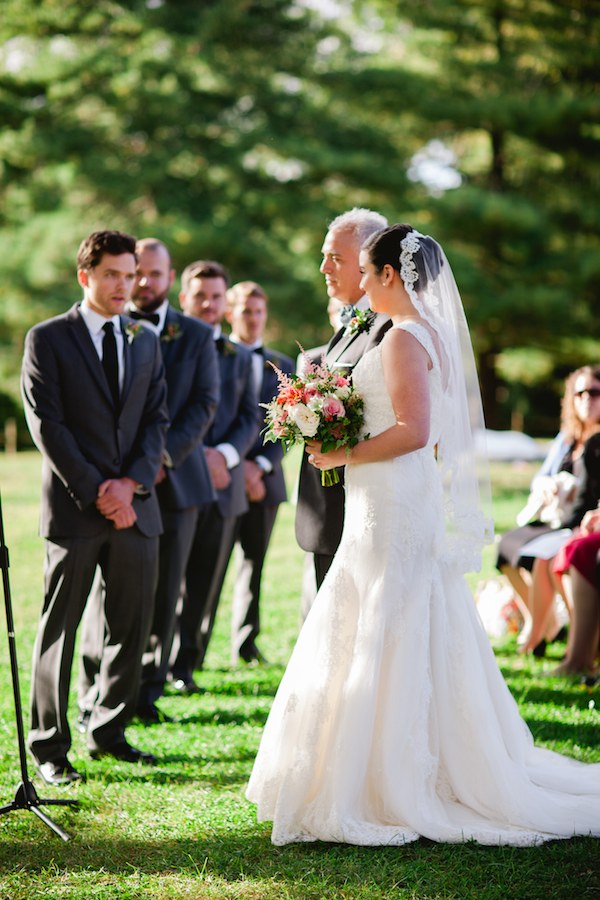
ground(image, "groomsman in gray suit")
xmin=295 ymin=208 xmax=390 ymax=599
xmin=21 ymin=230 xmax=168 ymax=784
xmin=225 ymin=281 xmax=294 ymax=664
xmin=77 ymin=239 xmax=220 ymax=724
xmin=170 ymin=261 xmax=260 ymax=692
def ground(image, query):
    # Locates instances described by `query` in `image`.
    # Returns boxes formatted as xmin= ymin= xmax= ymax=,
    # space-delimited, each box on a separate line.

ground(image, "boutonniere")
xmin=266 ymin=355 xmax=281 ymax=370
xmin=222 ymin=340 xmax=238 ymax=357
xmin=160 ymin=322 xmax=182 ymax=343
xmin=342 ymin=308 xmax=370 ymax=336
xmin=125 ymin=322 xmax=143 ymax=343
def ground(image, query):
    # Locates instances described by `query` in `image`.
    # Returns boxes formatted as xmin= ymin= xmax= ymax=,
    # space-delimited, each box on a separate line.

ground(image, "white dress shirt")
xmin=230 ymin=334 xmax=264 ymax=395
xmin=230 ymin=334 xmax=271 ymax=474
xmin=213 ymin=324 xmax=239 ymax=471
xmin=79 ymin=301 xmax=125 ymax=393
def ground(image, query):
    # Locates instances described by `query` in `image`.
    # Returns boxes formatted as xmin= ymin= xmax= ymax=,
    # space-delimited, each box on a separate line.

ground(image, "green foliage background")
xmin=1 ymin=0 xmax=599 ymax=438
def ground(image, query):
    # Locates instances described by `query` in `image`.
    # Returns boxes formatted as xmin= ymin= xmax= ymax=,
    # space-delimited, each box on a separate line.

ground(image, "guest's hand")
xmin=96 ymin=477 xmax=138 ymax=516
xmin=106 ymin=504 xmax=138 ymax=530
xmin=205 ymin=447 xmax=232 ymax=490
xmin=581 ymin=508 xmax=600 ymax=535
xmin=305 ymin=441 xmax=349 ymax=470
xmin=535 ymin=476 xmax=559 ymax=507
xmin=245 ymin=460 xmax=266 ymax=502
xmin=154 ymin=464 xmax=167 ymax=485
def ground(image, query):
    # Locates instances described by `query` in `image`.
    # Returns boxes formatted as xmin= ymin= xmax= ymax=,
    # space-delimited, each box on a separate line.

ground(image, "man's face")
xmin=133 ymin=246 xmax=175 ymax=313
xmin=226 ymin=294 xmax=267 ymax=345
xmin=319 ymin=227 xmax=363 ymax=305
xmin=77 ymin=253 xmax=137 ymax=318
xmin=179 ymin=276 xmax=228 ymax=325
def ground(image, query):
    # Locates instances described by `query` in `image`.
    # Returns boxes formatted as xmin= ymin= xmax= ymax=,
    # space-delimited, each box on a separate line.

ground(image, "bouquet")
xmin=262 ymin=349 xmax=367 ymax=486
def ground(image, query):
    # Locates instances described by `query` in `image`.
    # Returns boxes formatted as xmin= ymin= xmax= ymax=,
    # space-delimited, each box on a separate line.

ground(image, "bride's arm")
xmin=307 ymin=329 xmax=431 ymax=469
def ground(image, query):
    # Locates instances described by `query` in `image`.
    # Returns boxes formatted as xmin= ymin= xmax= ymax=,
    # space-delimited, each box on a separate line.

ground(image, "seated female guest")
xmin=552 ymin=508 xmax=600 ymax=676
xmin=496 ymin=366 xmax=600 ymax=654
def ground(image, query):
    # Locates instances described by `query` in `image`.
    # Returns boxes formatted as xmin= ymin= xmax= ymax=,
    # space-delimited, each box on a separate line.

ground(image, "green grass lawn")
xmin=0 ymin=450 xmax=598 ymax=900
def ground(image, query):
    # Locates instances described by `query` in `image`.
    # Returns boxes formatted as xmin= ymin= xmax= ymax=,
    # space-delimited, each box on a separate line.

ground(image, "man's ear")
xmin=224 ymin=306 xmax=233 ymax=325
xmin=169 ymin=269 xmax=176 ymax=289
xmin=77 ymin=269 xmax=89 ymax=289
xmin=179 ymin=290 xmax=187 ymax=312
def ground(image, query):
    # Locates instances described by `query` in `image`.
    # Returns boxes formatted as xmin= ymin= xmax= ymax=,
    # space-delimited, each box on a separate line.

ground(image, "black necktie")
xmin=215 ymin=337 xmax=225 ymax=354
xmin=128 ymin=309 xmax=160 ymax=326
xmin=253 ymin=346 xmax=263 ymax=355
xmin=102 ymin=322 xmax=120 ymax=408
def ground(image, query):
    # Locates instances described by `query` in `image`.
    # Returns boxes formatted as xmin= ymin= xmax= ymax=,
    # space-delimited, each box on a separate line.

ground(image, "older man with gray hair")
xmin=295 ymin=208 xmax=390 ymax=604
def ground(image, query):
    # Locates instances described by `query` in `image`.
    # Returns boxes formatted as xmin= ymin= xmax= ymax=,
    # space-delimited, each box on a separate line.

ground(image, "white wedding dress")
xmin=246 ymin=322 xmax=600 ymax=846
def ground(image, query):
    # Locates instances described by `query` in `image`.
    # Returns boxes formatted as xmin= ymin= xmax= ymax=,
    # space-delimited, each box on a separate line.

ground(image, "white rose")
xmin=335 ymin=385 xmax=351 ymax=400
xmin=288 ymin=402 xmax=320 ymax=438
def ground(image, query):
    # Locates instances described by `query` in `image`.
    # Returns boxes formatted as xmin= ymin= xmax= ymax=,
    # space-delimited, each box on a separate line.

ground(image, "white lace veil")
xmin=399 ymin=229 xmax=494 ymax=573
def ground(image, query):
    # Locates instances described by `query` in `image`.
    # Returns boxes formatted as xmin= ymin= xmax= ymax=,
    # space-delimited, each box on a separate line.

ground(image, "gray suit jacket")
xmin=157 ymin=307 xmax=220 ymax=511
xmin=21 ymin=302 xmax=169 ymax=539
xmin=295 ymin=311 xmax=392 ymax=556
xmin=206 ymin=336 xmax=261 ymax=519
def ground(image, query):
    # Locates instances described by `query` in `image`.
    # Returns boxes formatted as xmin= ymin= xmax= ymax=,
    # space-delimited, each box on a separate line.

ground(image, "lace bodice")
xmin=353 ymin=321 xmax=442 ymax=455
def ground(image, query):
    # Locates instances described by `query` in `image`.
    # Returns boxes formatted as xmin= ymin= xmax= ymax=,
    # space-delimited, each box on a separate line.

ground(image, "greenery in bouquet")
xmin=262 ymin=351 xmax=367 ymax=486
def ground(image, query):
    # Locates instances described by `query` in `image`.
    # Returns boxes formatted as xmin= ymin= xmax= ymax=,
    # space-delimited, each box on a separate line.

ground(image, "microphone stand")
xmin=0 ymin=490 xmax=77 ymax=841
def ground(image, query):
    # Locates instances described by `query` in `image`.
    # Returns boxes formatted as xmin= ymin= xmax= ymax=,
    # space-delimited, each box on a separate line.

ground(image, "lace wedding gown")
xmin=246 ymin=322 xmax=600 ymax=846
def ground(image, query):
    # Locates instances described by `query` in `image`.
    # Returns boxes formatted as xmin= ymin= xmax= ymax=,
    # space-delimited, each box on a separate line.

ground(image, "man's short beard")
xmin=132 ymin=288 xmax=170 ymax=312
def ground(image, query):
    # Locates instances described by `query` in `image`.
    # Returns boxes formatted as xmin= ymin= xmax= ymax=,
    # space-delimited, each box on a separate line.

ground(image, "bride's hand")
xmin=305 ymin=441 xmax=349 ymax=470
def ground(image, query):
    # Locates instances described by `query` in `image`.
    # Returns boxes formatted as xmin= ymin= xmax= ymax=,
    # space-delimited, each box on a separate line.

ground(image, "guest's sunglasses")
xmin=574 ymin=388 xmax=600 ymax=398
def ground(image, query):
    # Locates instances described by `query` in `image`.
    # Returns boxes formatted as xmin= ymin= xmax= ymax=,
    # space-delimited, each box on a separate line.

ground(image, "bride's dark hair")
xmin=362 ymin=223 xmax=443 ymax=292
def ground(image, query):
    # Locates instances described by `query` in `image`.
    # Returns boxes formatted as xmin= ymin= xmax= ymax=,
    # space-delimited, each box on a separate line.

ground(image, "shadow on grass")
xmin=165 ymin=666 xmax=285 ymax=699
xmin=506 ymin=684 xmax=597 ymax=708
xmin=0 ymin=829 xmax=597 ymax=900
xmin=521 ymin=718 xmax=600 ymax=748
xmin=175 ymin=707 xmax=270 ymax=728
xmin=74 ymin=766 xmax=252 ymax=787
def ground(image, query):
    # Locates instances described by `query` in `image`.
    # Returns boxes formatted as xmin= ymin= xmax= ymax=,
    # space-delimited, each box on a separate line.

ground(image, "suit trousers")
xmin=79 ymin=507 xmax=199 ymax=711
xmin=139 ymin=506 xmax=198 ymax=706
xmin=231 ymin=502 xmax=279 ymax=663
xmin=170 ymin=501 xmax=237 ymax=681
xmin=29 ymin=526 xmax=157 ymax=764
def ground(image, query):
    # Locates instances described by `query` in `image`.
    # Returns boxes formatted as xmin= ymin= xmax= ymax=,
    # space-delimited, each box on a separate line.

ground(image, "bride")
xmin=246 ymin=224 xmax=600 ymax=846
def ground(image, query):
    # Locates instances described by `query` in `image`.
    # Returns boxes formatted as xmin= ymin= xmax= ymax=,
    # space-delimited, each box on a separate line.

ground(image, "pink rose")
xmin=303 ymin=386 xmax=319 ymax=403
xmin=335 ymin=376 xmax=350 ymax=387
xmin=322 ymin=395 xmax=345 ymax=420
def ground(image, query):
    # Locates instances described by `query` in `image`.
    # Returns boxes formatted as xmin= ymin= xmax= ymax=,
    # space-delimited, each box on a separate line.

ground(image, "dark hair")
xmin=76 ymin=230 xmax=137 ymax=271
xmin=362 ymin=223 xmax=443 ymax=292
xmin=561 ymin=365 xmax=600 ymax=444
xmin=180 ymin=260 xmax=230 ymax=293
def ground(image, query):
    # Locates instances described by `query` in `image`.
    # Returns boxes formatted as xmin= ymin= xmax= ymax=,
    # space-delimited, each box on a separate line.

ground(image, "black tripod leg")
xmin=0 ymin=492 xmax=78 ymax=841
xmin=29 ymin=806 xmax=72 ymax=843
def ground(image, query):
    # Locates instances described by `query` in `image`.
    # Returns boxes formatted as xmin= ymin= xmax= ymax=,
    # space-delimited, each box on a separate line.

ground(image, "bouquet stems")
xmin=321 ymin=468 xmax=340 ymax=487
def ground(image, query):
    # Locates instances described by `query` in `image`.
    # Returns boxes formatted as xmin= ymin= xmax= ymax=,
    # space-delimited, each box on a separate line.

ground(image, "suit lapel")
xmin=66 ymin=305 xmax=115 ymax=407
xmin=260 ymin=350 xmax=280 ymax=403
xmin=327 ymin=313 xmax=378 ymax=366
xmin=120 ymin=320 xmax=135 ymax=411
xmin=160 ymin=306 xmax=179 ymax=364
xmin=327 ymin=328 xmax=362 ymax=365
